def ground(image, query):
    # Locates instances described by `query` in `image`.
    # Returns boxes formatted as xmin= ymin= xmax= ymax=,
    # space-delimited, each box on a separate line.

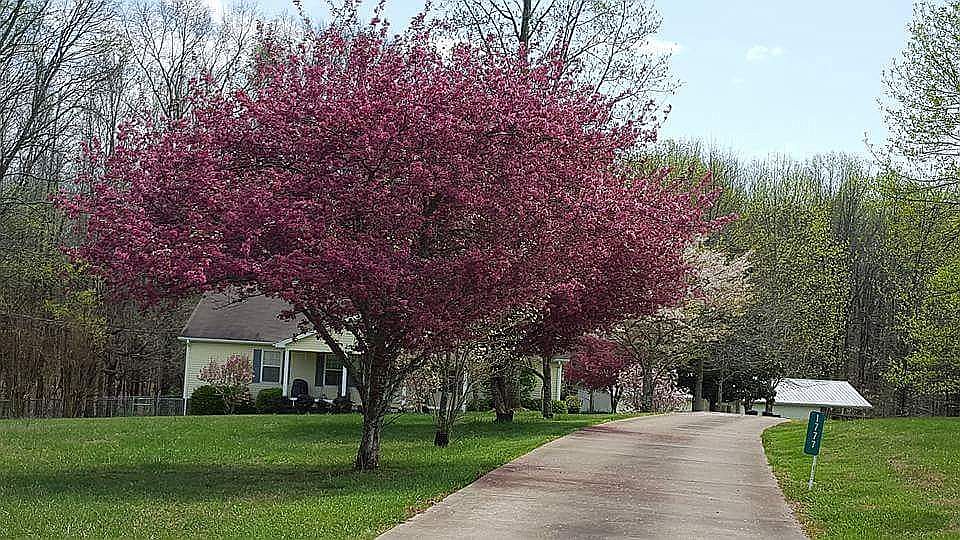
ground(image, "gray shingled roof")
xmin=774 ymin=378 xmax=873 ymax=409
xmin=180 ymin=292 xmax=308 ymax=343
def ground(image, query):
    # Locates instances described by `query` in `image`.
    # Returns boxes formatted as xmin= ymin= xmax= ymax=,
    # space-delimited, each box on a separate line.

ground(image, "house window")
xmin=323 ymin=354 xmax=343 ymax=387
xmin=261 ymin=350 xmax=282 ymax=383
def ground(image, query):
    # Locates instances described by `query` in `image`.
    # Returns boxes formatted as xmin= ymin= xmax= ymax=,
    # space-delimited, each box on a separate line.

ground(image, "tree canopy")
xmin=62 ymin=9 xmax=712 ymax=467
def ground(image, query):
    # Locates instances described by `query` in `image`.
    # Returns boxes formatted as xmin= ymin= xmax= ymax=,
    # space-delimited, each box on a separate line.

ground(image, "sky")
xmin=231 ymin=0 xmax=916 ymax=160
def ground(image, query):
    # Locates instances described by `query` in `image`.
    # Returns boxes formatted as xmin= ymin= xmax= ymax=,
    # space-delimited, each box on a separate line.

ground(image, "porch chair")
xmin=290 ymin=379 xmax=313 ymax=414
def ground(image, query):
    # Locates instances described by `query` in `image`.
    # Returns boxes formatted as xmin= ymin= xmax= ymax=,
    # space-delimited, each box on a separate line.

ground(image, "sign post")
xmin=804 ymin=410 xmax=826 ymax=490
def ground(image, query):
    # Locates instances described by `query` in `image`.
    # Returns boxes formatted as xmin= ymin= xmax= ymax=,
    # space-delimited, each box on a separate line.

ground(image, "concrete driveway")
xmin=379 ymin=412 xmax=806 ymax=539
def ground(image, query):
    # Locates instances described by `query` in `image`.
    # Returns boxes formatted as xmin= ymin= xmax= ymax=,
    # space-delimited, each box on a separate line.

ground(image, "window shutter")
xmin=252 ymin=349 xmax=262 ymax=383
xmin=315 ymin=354 xmax=324 ymax=387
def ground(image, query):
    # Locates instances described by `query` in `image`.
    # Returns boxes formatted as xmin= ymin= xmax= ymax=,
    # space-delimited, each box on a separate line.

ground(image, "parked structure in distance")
xmin=757 ymin=378 xmax=873 ymax=420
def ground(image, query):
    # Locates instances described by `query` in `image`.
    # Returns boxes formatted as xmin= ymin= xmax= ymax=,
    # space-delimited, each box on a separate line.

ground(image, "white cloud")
xmin=638 ymin=38 xmax=683 ymax=56
xmin=745 ymin=45 xmax=784 ymax=63
xmin=432 ymin=36 xmax=457 ymax=57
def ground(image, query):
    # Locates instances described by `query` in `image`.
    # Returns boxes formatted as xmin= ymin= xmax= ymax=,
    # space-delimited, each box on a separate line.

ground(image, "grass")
xmin=763 ymin=417 xmax=960 ymax=539
xmin=0 ymin=411 xmax=637 ymax=539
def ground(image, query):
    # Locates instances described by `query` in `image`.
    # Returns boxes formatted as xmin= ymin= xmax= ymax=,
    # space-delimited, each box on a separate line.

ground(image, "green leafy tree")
xmin=881 ymin=1 xmax=960 ymax=189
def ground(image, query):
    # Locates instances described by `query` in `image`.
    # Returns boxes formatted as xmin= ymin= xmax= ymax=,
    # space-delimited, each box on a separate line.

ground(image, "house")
xmin=178 ymin=293 xmax=361 ymax=407
xmin=758 ymin=378 xmax=873 ymax=420
xmin=574 ymin=388 xmax=694 ymax=413
xmin=178 ymin=292 xmax=566 ymax=409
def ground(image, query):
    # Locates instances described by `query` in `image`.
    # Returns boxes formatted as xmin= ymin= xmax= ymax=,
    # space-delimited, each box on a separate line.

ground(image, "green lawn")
xmin=763 ymin=417 xmax=960 ymax=539
xmin=0 ymin=411 xmax=635 ymax=538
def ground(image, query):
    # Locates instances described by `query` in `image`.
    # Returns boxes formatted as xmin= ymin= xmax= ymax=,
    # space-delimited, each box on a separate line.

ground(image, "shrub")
xmin=292 ymin=393 xmax=314 ymax=414
xmin=520 ymin=397 xmax=540 ymax=411
xmin=256 ymin=388 xmax=288 ymax=414
xmin=190 ymin=385 xmax=226 ymax=415
xmin=466 ymin=396 xmax=493 ymax=412
xmin=234 ymin=396 xmax=257 ymax=414
xmin=552 ymin=399 xmax=567 ymax=414
xmin=565 ymin=394 xmax=582 ymax=414
xmin=332 ymin=395 xmax=354 ymax=413
xmin=314 ymin=398 xmax=330 ymax=414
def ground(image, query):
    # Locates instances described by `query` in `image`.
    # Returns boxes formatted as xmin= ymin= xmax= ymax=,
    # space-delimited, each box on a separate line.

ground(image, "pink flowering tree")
xmin=60 ymin=8 xmax=710 ymax=469
xmin=568 ymin=336 xmax=686 ymax=413
xmin=198 ymin=354 xmax=253 ymax=414
xmin=567 ymin=336 xmax=634 ymax=412
xmin=517 ymin=173 xmax=719 ymax=417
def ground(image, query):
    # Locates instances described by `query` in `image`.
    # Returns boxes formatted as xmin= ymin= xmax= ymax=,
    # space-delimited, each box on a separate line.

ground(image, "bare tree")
xmin=119 ymin=0 xmax=258 ymax=121
xmin=423 ymin=346 xmax=488 ymax=446
xmin=0 ymin=0 xmax=111 ymax=216
xmin=0 ymin=0 xmax=263 ymax=417
xmin=443 ymin=0 xmax=676 ymax=123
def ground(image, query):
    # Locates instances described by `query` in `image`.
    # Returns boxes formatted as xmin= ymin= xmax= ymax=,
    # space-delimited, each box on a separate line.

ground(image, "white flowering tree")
xmin=610 ymin=243 xmax=753 ymax=411
xmin=198 ymin=354 xmax=253 ymax=414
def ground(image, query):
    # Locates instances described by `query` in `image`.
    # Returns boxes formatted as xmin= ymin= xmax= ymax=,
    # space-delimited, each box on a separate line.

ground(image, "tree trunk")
xmin=541 ymin=356 xmax=553 ymax=418
xmin=520 ymin=0 xmax=532 ymax=46
xmin=354 ymin=354 xmax=391 ymax=470
xmin=434 ymin=429 xmax=449 ymax=447
xmin=692 ymin=358 xmax=705 ymax=412
xmin=355 ymin=411 xmax=384 ymax=470
xmin=609 ymin=386 xmax=619 ymax=413
xmin=489 ymin=374 xmax=514 ymax=423
xmin=434 ymin=383 xmax=450 ymax=447
xmin=641 ymin=366 xmax=654 ymax=412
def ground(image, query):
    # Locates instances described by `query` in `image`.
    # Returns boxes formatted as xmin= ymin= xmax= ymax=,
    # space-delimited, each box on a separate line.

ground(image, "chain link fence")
xmin=0 ymin=397 xmax=187 ymax=419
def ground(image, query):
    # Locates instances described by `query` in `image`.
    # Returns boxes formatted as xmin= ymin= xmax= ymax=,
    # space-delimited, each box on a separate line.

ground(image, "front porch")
xmin=281 ymin=350 xmax=355 ymax=400
xmin=275 ymin=332 xmax=360 ymax=403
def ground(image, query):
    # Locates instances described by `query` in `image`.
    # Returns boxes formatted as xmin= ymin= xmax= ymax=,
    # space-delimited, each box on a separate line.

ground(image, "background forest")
xmin=1 ymin=0 xmax=958 ymax=418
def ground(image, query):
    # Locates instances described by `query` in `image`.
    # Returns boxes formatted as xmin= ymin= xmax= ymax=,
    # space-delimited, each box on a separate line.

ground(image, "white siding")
xmin=528 ymin=360 xmax=564 ymax=401
xmin=288 ymin=351 xmax=316 ymax=389
xmin=183 ymin=341 xmax=283 ymax=399
xmin=184 ymin=330 xmax=364 ymax=404
xmin=284 ymin=331 xmax=357 ymax=353
xmin=284 ymin=332 xmax=358 ymax=403
xmin=579 ymin=389 xmax=613 ymax=412
xmin=774 ymin=404 xmax=821 ymax=421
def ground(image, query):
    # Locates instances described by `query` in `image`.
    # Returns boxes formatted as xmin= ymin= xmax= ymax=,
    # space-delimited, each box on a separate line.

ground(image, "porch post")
xmin=555 ymin=361 xmax=563 ymax=400
xmin=281 ymin=349 xmax=291 ymax=397
xmin=340 ymin=365 xmax=347 ymax=397
xmin=182 ymin=340 xmax=190 ymax=415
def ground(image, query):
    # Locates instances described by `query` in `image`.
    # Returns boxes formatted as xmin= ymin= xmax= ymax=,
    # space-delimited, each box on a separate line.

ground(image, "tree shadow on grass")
xmin=263 ymin=413 xmax=598 ymax=445
xmin=0 ymin=414 xmax=610 ymax=507
xmin=0 ymin=462 xmax=436 ymax=503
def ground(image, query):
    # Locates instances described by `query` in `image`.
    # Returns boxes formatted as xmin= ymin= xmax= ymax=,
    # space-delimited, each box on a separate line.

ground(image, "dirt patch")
xmin=404 ymin=493 xmax=448 ymax=519
xmin=889 ymin=456 xmax=945 ymax=490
